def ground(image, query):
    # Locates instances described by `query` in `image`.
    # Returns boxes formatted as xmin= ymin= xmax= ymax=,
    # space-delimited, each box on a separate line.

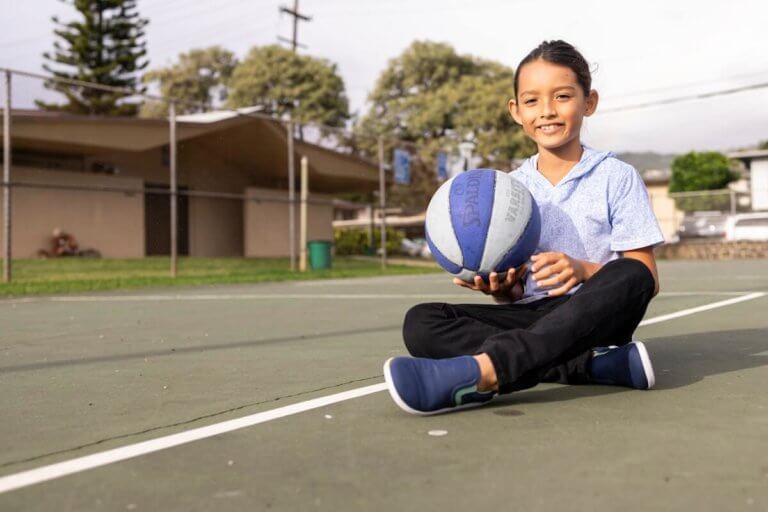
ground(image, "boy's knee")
xmin=604 ymin=257 xmax=655 ymax=293
xmin=402 ymin=302 xmax=443 ymax=357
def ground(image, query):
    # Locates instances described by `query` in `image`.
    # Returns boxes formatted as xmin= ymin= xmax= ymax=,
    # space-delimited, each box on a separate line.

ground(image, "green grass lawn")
xmin=0 ymin=257 xmax=441 ymax=297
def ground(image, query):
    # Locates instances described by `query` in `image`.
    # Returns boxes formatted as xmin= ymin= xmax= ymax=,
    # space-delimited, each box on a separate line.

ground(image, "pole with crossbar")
xmin=287 ymin=120 xmax=296 ymax=271
xmin=299 ymin=156 xmax=309 ymax=272
xmin=169 ymin=101 xmax=178 ymax=278
xmin=3 ymin=70 xmax=12 ymax=283
xmin=377 ymin=137 xmax=387 ymax=269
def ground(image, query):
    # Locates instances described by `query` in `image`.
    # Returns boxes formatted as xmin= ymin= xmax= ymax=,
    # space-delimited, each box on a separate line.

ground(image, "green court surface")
xmin=1 ymin=259 xmax=767 ymax=511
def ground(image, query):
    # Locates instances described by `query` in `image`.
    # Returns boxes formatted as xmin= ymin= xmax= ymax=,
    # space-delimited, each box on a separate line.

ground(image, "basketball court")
xmin=1 ymin=259 xmax=767 ymax=511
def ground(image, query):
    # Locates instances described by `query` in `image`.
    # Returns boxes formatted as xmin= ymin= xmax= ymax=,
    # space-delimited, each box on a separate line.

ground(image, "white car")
xmin=724 ymin=213 xmax=768 ymax=241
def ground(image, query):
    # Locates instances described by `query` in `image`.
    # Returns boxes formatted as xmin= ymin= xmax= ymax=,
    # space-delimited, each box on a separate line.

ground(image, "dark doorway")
xmin=145 ymin=183 xmax=189 ymax=256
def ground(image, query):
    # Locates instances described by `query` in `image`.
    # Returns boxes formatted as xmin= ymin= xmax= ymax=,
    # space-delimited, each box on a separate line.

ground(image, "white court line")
xmin=0 ymin=291 xmax=765 ymax=494
xmin=0 ymin=383 xmax=388 ymax=494
xmin=2 ymin=290 xmax=759 ymax=305
xmin=638 ymin=292 xmax=766 ymax=327
xmin=2 ymin=294 xmax=475 ymax=304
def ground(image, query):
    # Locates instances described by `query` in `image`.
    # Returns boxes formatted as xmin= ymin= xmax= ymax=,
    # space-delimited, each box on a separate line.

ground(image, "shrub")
xmin=334 ymin=227 xmax=404 ymax=256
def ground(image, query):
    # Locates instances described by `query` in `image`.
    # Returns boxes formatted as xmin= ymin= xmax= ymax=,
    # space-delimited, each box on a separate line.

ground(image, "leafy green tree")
xmin=37 ymin=0 xmax=149 ymax=116
xmin=759 ymin=140 xmax=768 ymax=150
xmin=140 ymin=46 xmax=237 ymax=118
xmin=355 ymin=41 xmax=535 ymax=209
xmin=226 ymin=45 xmax=350 ymax=130
xmin=669 ymin=151 xmax=738 ymax=212
xmin=669 ymin=151 xmax=737 ymax=192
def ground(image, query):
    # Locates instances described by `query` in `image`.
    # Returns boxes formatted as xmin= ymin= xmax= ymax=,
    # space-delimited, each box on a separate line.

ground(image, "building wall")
xmin=0 ymin=167 xmax=144 ymax=257
xmin=3 ymin=118 xmax=377 ymax=259
xmin=751 ymin=159 xmax=768 ymax=211
xmin=647 ymin=183 xmax=683 ymax=242
xmin=101 ymin=142 xmax=247 ymax=257
xmin=244 ymin=187 xmax=334 ymax=257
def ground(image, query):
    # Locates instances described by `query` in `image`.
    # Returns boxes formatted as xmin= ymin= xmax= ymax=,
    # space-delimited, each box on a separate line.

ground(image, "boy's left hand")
xmin=531 ymin=252 xmax=595 ymax=297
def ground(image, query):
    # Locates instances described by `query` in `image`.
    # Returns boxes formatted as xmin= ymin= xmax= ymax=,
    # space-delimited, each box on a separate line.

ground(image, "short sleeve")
xmin=608 ymin=165 xmax=665 ymax=252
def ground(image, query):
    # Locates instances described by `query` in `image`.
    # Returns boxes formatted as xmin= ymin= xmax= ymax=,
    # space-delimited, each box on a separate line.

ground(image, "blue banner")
xmin=393 ymin=149 xmax=411 ymax=185
xmin=436 ymin=151 xmax=448 ymax=181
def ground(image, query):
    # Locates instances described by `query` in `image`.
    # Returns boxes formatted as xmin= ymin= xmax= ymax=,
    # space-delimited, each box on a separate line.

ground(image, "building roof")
xmin=727 ymin=148 xmax=768 ymax=160
xmin=176 ymin=106 xmax=265 ymax=123
xmin=1 ymin=108 xmax=380 ymax=193
xmin=641 ymin=168 xmax=671 ymax=185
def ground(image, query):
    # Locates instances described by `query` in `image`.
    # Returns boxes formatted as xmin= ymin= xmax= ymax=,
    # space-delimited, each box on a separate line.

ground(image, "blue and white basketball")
xmin=425 ymin=168 xmax=540 ymax=283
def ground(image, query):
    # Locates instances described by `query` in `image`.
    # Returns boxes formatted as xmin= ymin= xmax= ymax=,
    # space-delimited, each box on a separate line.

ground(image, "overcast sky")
xmin=1 ymin=0 xmax=767 ymax=154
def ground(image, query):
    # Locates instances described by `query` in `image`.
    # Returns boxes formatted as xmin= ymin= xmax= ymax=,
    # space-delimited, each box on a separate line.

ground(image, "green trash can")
xmin=307 ymin=240 xmax=333 ymax=270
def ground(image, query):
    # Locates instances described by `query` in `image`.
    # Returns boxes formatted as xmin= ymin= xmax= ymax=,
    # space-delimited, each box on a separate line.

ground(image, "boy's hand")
xmin=453 ymin=263 xmax=528 ymax=302
xmin=531 ymin=252 xmax=600 ymax=297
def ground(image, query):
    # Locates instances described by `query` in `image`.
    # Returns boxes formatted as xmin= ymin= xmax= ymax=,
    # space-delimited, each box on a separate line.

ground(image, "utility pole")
xmin=279 ymin=0 xmax=311 ymax=52
xmin=279 ymin=0 xmax=310 ymax=272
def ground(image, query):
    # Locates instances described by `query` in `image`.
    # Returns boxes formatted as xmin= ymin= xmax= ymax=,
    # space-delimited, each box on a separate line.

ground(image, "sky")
xmin=1 ymin=0 xmax=767 ymax=154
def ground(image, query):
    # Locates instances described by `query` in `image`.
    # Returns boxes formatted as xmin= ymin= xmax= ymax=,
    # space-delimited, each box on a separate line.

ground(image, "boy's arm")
xmin=531 ymin=247 xmax=659 ymax=298
xmin=621 ymin=246 xmax=660 ymax=296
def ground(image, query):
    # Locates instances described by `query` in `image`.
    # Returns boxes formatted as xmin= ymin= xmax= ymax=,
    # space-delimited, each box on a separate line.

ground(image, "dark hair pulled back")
xmin=514 ymin=40 xmax=593 ymax=99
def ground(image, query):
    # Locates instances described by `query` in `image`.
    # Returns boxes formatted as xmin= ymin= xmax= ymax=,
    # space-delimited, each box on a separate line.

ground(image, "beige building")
xmin=729 ymin=148 xmax=768 ymax=211
xmin=642 ymin=169 xmax=683 ymax=243
xmin=0 ymin=109 xmax=379 ymax=258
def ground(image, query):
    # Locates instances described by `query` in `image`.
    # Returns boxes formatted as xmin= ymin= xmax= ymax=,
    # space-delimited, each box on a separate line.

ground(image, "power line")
xmin=278 ymin=0 xmax=311 ymax=52
xmin=598 ymin=80 xmax=768 ymax=114
xmin=602 ymin=68 xmax=768 ymax=101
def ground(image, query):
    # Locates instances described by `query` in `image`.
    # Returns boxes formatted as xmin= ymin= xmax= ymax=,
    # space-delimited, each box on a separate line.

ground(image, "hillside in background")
xmin=616 ymin=152 xmax=677 ymax=171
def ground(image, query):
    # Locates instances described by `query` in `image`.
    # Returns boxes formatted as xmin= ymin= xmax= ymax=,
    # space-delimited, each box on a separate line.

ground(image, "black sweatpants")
xmin=402 ymin=257 xmax=656 ymax=394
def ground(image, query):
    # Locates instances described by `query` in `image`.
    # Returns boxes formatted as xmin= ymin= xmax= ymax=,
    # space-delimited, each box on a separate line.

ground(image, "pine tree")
xmin=37 ymin=0 xmax=149 ymax=116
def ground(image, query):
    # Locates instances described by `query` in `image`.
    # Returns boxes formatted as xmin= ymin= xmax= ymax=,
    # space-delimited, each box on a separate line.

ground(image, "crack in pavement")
xmin=0 ymin=374 xmax=384 ymax=470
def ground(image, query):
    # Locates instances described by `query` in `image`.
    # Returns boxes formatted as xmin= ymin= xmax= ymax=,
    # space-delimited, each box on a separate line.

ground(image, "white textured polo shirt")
xmin=511 ymin=144 xmax=664 ymax=303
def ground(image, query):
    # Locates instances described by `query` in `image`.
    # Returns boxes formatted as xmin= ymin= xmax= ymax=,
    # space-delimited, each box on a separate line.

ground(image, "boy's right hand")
xmin=452 ymin=263 xmax=528 ymax=301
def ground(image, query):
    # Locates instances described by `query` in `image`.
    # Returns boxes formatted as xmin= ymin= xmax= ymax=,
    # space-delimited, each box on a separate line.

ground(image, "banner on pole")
xmin=436 ymin=151 xmax=448 ymax=181
xmin=393 ymin=149 xmax=411 ymax=185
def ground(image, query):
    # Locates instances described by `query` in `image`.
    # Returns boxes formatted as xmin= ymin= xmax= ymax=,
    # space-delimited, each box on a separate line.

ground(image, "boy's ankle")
xmin=473 ymin=353 xmax=499 ymax=392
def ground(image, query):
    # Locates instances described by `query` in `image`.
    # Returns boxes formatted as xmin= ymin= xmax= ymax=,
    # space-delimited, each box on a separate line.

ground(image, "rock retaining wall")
xmin=656 ymin=241 xmax=768 ymax=259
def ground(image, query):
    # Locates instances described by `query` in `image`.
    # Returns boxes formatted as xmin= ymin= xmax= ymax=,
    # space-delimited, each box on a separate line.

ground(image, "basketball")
xmin=425 ymin=169 xmax=540 ymax=282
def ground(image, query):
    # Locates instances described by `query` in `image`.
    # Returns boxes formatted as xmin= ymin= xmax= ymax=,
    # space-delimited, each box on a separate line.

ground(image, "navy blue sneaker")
xmin=383 ymin=355 xmax=496 ymax=415
xmin=589 ymin=341 xmax=655 ymax=390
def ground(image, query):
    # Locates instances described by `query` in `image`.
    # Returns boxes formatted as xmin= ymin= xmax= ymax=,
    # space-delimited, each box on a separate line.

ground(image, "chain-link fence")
xmin=665 ymin=188 xmax=754 ymax=242
xmin=0 ymin=67 xmax=470 ymax=287
xmin=4 ymin=68 xmax=762 ymax=289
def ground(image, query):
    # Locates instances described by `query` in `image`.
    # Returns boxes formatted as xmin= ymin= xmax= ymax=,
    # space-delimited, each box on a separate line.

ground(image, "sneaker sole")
xmin=382 ymin=358 xmax=489 ymax=416
xmin=630 ymin=341 xmax=655 ymax=389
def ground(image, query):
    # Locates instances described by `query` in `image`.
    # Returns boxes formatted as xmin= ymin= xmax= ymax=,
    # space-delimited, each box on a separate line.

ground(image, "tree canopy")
xmin=140 ymin=46 xmax=237 ymax=118
xmin=669 ymin=151 xmax=738 ymax=192
xmin=355 ymin=41 xmax=535 ymax=209
xmin=38 ymin=0 xmax=149 ymax=116
xmin=226 ymin=45 xmax=350 ymax=128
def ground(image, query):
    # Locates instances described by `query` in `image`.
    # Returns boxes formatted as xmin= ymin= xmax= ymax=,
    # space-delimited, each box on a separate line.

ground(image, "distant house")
xmin=641 ymin=168 xmax=683 ymax=243
xmin=728 ymin=148 xmax=768 ymax=211
xmin=0 ymin=109 xmax=379 ymax=258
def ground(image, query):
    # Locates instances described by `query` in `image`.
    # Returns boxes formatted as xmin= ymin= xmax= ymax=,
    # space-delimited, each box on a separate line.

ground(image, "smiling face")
xmin=508 ymin=59 xmax=598 ymax=152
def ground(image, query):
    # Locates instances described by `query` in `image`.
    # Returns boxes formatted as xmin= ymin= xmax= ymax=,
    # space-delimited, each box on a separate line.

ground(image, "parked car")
xmin=677 ymin=211 xmax=728 ymax=239
xmin=724 ymin=213 xmax=768 ymax=241
xmin=400 ymin=237 xmax=431 ymax=258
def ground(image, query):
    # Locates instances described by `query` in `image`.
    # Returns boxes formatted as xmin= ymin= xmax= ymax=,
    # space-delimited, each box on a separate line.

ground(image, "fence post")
xmin=287 ymin=120 xmax=296 ymax=271
xmin=299 ymin=155 xmax=308 ymax=272
xmin=169 ymin=100 xmax=178 ymax=278
xmin=366 ymin=203 xmax=374 ymax=251
xmin=377 ymin=137 xmax=387 ymax=269
xmin=730 ymin=189 xmax=736 ymax=215
xmin=3 ymin=70 xmax=11 ymax=283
